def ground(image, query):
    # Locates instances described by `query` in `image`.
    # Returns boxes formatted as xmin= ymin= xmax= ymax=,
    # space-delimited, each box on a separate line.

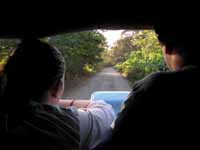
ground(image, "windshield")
xmin=0 ymin=30 xmax=165 ymax=100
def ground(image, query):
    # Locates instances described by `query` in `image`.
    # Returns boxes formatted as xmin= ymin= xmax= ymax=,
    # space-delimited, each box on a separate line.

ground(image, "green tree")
xmin=110 ymin=36 xmax=137 ymax=64
xmin=0 ymin=39 xmax=18 ymax=63
xmin=48 ymin=31 xmax=107 ymax=79
xmin=0 ymin=39 xmax=18 ymax=71
xmin=115 ymin=30 xmax=166 ymax=84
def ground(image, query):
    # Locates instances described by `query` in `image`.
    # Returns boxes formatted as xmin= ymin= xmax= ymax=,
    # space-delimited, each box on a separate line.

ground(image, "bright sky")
xmin=98 ymin=30 xmax=124 ymax=48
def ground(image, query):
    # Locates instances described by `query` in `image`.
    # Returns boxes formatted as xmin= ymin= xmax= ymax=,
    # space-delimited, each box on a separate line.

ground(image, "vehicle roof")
xmin=0 ymin=5 xmax=196 ymax=38
xmin=0 ymin=15 xmax=155 ymax=38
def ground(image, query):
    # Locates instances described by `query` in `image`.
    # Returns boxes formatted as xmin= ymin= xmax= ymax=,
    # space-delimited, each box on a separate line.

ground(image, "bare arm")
xmin=59 ymin=99 xmax=90 ymax=108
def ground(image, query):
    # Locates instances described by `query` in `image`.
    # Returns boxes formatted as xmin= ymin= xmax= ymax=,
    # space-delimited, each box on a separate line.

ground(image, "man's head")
xmin=154 ymin=18 xmax=199 ymax=70
xmin=2 ymin=39 xmax=65 ymax=109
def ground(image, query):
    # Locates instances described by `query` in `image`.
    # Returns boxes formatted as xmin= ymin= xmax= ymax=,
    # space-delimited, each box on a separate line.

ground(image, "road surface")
xmin=63 ymin=67 xmax=131 ymax=99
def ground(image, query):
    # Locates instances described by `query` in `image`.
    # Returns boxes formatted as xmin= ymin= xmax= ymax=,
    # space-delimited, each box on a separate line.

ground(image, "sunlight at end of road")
xmin=101 ymin=72 xmax=121 ymax=76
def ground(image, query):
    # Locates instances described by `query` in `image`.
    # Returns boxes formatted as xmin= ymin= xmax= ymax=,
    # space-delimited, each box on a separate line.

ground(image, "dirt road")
xmin=63 ymin=67 xmax=131 ymax=99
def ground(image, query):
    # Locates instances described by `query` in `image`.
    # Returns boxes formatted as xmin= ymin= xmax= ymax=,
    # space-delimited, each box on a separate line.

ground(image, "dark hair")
xmin=154 ymin=18 xmax=199 ymax=65
xmin=1 ymin=39 xmax=65 ymax=112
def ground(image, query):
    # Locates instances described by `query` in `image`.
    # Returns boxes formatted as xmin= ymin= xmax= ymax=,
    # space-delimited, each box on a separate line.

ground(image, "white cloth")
xmin=77 ymin=100 xmax=115 ymax=150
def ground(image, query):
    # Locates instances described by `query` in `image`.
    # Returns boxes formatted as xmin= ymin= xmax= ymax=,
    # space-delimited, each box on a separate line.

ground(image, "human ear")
xmin=164 ymin=45 xmax=177 ymax=55
xmin=50 ymin=80 xmax=61 ymax=98
xmin=57 ymin=79 xmax=64 ymax=98
xmin=164 ymin=45 xmax=172 ymax=54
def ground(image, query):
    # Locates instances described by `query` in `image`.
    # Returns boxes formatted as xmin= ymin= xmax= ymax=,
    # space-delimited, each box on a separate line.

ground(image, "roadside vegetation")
xmin=0 ymin=30 xmax=166 ymax=86
xmin=106 ymin=30 xmax=166 ymax=85
xmin=47 ymin=31 xmax=107 ymax=80
xmin=0 ymin=39 xmax=18 ymax=72
xmin=0 ymin=31 xmax=107 ymax=80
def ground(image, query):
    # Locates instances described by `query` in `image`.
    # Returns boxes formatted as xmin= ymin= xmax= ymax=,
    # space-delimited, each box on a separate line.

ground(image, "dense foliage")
xmin=0 ymin=39 xmax=18 ymax=71
xmin=48 ymin=31 xmax=107 ymax=79
xmin=0 ymin=30 xmax=166 ymax=85
xmin=111 ymin=30 xmax=166 ymax=84
xmin=0 ymin=31 xmax=107 ymax=78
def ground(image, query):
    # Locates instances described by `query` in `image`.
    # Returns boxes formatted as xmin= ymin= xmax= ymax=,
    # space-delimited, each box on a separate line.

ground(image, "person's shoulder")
xmin=124 ymin=71 xmax=166 ymax=105
xmin=133 ymin=71 xmax=169 ymax=92
xmin=28 ymin=102 xmax=80 ymax=134
xmin=28 ymin=101 xmax=79 ymax=122
xmin=45 ymin=104 xmax=79 ymax=120
xmin=27 ymin=103 xmax=80 ymax=149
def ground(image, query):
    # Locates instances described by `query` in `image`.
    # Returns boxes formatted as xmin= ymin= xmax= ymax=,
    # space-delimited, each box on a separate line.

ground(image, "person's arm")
xmin=78 ymin=100 xmax=115 ymax=150
xmin=59 ymin=99 xmax=90 ymax=108
xmin=59 ymin=99 xmax=115 ymax=150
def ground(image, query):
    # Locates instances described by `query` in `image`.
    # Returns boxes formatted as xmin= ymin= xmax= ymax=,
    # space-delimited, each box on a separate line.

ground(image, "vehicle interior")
xmin=0 ymin=13 xmax=166 ymax=109
xmin=0 ymin=9 xmax=199 ymax=149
